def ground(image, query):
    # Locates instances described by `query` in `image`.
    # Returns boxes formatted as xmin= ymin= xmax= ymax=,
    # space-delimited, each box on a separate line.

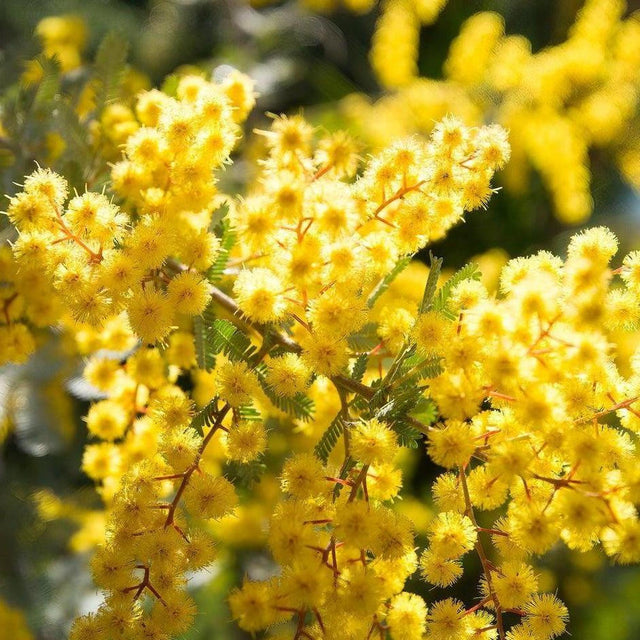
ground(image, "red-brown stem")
xmin=575 ymin=396 xmax=638 ymax=425
xmin=476 ymin=527 xmax=509 ymax=537
xmin=347 ymin=465 xmax=369 ymax=502
xmin=52 ymin=205 xmax=102 ymax=264
xmin=373 ymin=181 xmax=425 ymax=218
xmin=164 ymin=403 xmax=231 ymax=528
xmin=123 ymin=566 xmax=166 ymax=605
xmin=465 ymin=596 xmax=491 ymax=615
xmin=460 ymin=468 xmax=506 ymax=640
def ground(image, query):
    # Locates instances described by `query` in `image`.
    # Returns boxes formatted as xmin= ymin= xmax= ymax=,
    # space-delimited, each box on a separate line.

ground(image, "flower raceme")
xmin=3 ymin=68 xmax=640 ymax=640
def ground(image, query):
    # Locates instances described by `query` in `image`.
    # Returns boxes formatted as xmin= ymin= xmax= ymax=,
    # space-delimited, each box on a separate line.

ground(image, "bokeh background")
xmin=2 ymin=1 xmax=640 ymax=638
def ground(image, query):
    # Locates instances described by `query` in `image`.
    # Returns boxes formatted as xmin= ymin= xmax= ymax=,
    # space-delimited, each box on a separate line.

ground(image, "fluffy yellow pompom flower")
xmin=299 ymin=332 xmax=350 ymax=377
xmin=351 ymin=418 xmax=399 ymax=465
xmin=334 ymin=499 xmax=374 ymax=549
xmin=216 ymin=359 xmax=260 ymax=407
xmin=81 ymin=443 xmax=121 ymax=480
xmin=281 ymin=562 xmax=332 ymax=608
xmin=522 ymin=594 xmax=568 ymax=639
xmin=167 ymin=271 xmax=210 ymax=316
xmin=126 ymin=287 xmax=175 ymax=344
xmin=225 ymin=420 xmax=267 ymax=463
xmin=412 ymin=311 xmax=454 ymax=356
xmin=229 ymin=579 xmax=280 ymax=633
xmin=428 ymin=511 xmax=477 ymax=560
xmin=184 ymin=473 xmax=237 ymax=520
xmin=233 ymin=267 xmax=287 ymax=324
xmin=426 ymin=598 xmax=470 ymax=640
xmin=85 ymin=400 xmax=129 ymax=441
xmin=23 ymin=166 xmax=69 ymax=206
xmin=386 ymin=592 xmax=428 ymax=640
xmin=419 ymin=550 xmax=463 ymax=587
xmin=281 ymin=453 xmax=327 ymax=498
xmin=490 ymin=562 xmax=538 ymax=610
xmin=0 ymin=324 xmax=36 ymax=364
xmin=427 ymin=420 xmax=477 ymax=469
xmin=265 ymin=353 xmax=311 ymax=397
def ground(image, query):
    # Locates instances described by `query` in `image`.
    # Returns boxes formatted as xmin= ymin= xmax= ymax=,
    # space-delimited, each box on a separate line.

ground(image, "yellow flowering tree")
xmin=2 ymin=7 xmax=640 ymax=640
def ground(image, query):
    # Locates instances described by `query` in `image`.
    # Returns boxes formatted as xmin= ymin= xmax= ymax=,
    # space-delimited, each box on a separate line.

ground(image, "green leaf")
xmin=432 ymin=262 xmax=481 ymax=320
xmin=208 ymin=319 xmax=256 ymax=362
xmin=237 ymin=404 xmax=262 ymax=421
xmin=265 ymin=387 xmax=315 ymax=421
xmin=410 ymin=396 xmax=438 ymax=425
xmin=367 ymin=255 xmax=412 ymax=309
xmin=52 ymin=98 xmax=92 ymax=167
xmin=350 ymin=353 xmax=369 ymax=383
xmin=161 ymin=74 xmax=180 ymax=98
xmin=392 ymin=420 xmax=422 ymax=448
xmin=347 ymin=323 xmax=379 ymax=352
xmin=374 ymin=384 xmax=425 ymax=448
xmin=191 ymin=399 xmax=219 ymax=436
xmin=333 ymin=455 xmax=356 ymax=499
xmin=224 ymin=459 xmax=267 ymax=489
xmin=257 ymin=367 xmax=314 ymax=421
xmin=193 ymin=314 xmax=213 ymax=370
xmin=93 ymin=32 xmax=129 ymax=113
xmin=376 ymin=383 xmax=422 ymax=423
xmin=400 ymin=352 xmax=443 ymax=381
xmin=419 ymin=253 xmax=443 ymax=314
xmin=314 ymin=414 xmax=346 ymax=463
xmin=207 ymin=217 xmax=236 ymax=283
xmin=33 ymin=55 xmax=61 ymax=108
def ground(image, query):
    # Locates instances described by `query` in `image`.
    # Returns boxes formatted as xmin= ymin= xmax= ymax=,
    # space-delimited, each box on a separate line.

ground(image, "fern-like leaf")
xmin=410 ymin=396 xmax=438 ymax=425
xmin=314 ymin=414 xmax=346 ymax=463
xmin=52 ymin=99 xmax=92 ymax=167
xmin=193 ymin=314 xmax=213 ymax=370
xmin=191 ymin=399 xmax=219 ymax=436
xmin=399 ymin=352 xmax=443 ymax=381
xmin=392 ymin=421 xmax=422 ymax=448
xmin=433 ymin=262 xmax=481 ymax=320
xmin=224 ymin=459 xmax=267 ymax=488
xmin=208 ymin=319 xmax=256 ymax=362
xmin=259 ymin=380 xmax=315 ymax=421
xmin=237 ymin=404 xmax=262 ymax=421
xmin=93 ymin=32 xmax=129 ymax=113
xmin=33 ymin=55 xmax=61 ymax=108
xmin=207 ymin=217 xmax=236 ymax=283
xmin=347 ymin=323 xmax=380 ymax=352
xmin=367 ymin=256 xmax=412 ymax=309
xmin=419 ymin=253 xmax=443 ymax=314
xmin=350 ymin=353 xmax=369 ymax=383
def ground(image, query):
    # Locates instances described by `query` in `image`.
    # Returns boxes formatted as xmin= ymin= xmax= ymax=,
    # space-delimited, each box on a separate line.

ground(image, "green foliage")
xmin=236 ymin=404 xmax=262 ymax=422
xmin=347 ymin=323 xmax=380 ymax=352
xmin=93 ymin=32 xmax=129 ymax=114
xmin=367 ymin=255 xmax=412 ymax=309
xmin=314 ymin=414 xmax=346 ymax=463
xmin=207 ymin=319 xmax=257 ymax=363
xmin=206 ymin=216 xmax=236 ymax=284
xmin=190 ymin=399 xmax=219 ymax=437
xmin=33 ymin=55 xmax=61 ymax=108
xmin=433 ymin=262 xmax=481 ymax=320
xmin=224 ymin=458 xmax=267 ymax=489
xmin=192 ymin=314 xmax=211 ymax=371
xmin=350 ymin=353 xmax=369 ymax=383
xmin=419 ymin=253 xmax=443 ymax=314
xmin=258 ymin=373 xmax=315 ymax=422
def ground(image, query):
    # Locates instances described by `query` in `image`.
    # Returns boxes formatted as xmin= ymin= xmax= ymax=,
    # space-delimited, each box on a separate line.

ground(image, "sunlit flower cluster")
xmin=353 ymin=0 xmax=640 ymax=223
xmin=4 ymin=10 xmax=640 ymax=640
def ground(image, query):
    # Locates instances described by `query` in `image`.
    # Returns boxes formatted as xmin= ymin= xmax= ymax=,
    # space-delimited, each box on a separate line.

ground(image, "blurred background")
xmin=2 ymin=1 xmax=640 ymax=638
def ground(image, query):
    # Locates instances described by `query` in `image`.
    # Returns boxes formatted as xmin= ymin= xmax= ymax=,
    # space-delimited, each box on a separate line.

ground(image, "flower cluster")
xmin=5 ymin=18 xmax=640 ymax=640
xmin=353 ymin=0 xmax=640 ymax=223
